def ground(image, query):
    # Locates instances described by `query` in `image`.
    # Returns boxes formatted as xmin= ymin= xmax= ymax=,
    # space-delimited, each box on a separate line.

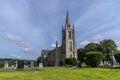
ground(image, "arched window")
xmin=69 ymin=31 xmax=71 ymax=39
xmin=70 ymin=42 xmax=72 ymax=51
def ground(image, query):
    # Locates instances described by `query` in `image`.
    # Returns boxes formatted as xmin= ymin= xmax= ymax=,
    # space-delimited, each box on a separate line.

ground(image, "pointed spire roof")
xmin=66 ymin=11 xmax=70 ymax=26
xmin=56 ymin=40 xmax=58 ymax=47
xmin=73 ymin=24 xmax=74 ymax=30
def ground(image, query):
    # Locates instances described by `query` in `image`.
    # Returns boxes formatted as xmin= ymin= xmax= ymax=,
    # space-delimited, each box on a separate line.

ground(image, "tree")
xmin=0 ymin=61 xmax=4 ymax=68
xmin=114 ymin=51 xmax=120 ymax=63
xmin=100 ymin=39 xmax=117 ymax=59
xmin=37 ymin=57 xmax=41 ymax=66
xmin=84 ymin=43 xmax=102 ymax=52
xmin=77 ymin=48 xmax=85 ymax=62
xmin=85 ymin=52 xmax=103 ymax=67
xmin=64 ymin=58 xmax=77 ymax=66
xmin=77 ymin=43 xmax=102 ymax=63
xmin=59 ymin=60 xmax=65 ymax=66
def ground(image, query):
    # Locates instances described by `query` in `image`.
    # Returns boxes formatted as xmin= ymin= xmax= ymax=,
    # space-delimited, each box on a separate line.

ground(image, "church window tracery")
xmin=69 ymin=31 xmax=72 ymax=39
xmin=70 ymin=42 xmax=72 ymax=51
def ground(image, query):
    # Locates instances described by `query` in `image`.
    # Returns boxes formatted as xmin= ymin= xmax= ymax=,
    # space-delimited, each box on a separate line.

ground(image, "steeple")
xmin=73 ymin=24 xmax=74 ymax=30
xmin=56 ymin=40 xmax=58 ymax=47
xmin=62 ymin=25 xmax=64 ymax=30
xmin=65 ymin=11 xmax=70 ymax=27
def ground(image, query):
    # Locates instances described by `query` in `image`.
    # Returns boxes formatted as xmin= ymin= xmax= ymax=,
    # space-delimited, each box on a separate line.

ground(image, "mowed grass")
xmin=0 ymin=67 xmax=120 ymax=80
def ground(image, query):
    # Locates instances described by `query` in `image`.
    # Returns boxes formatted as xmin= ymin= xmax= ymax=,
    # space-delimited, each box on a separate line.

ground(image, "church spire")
xmin=65 ymin=11 xmax=70 ymax=27
xmin=56 ymin=40 xmax=58 ymax=47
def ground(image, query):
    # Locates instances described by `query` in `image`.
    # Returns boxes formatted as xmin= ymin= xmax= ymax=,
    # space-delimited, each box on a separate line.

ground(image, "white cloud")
xmin=93 ymin=41 xmax=99 ymax=44
xmin=6 ymin=33 xmax=23 ymax=43
xmin=92 ymin=34 xmax=103 ymax=40
xmin=21 ymin=47 xmax=35 ymax=54
xmin=10 ymin=55 xmax=20 ymax=59
xmin=79 ymin=40 xmax=90 ymax=46
xmin=50 ymin=43 xmax=56 ymax=48
xmin=79 ymin=40 xmax=100 ymax=47
xmin=50 ymin=42 xmax=61 ymax=49
xmin=0 ymin=31 xmax=36 ymax=55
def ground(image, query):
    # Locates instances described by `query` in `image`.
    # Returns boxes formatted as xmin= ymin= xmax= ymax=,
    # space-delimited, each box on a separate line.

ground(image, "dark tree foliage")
xmin=0 ymin=61 xmax=4 ymax=68
xmin=100 ymin=39 xmax=117 ymax=59
xmin=115 ymin=51 xmax=120 ymax=63
xmin=37 ymin=57 xmax=41 ymax=66
xmin=77 ymin=48 xmax=85 ymax=62
xmin=77 ymin=43 xmax=102 ymax=63
xmin=78 ymin=39 xmax=118 ymax=63
xmin=85 ymin=52 xmax=103 ymax=67
xmin=34 ymin=61 xmax=38 ymax=67
xmin=64 ymin=58 xmax=77 ymax=66
xmin=59 ymin=60 xmax=65 ymax=66
xmin=84 ymin=43 xmax=102 ymax=52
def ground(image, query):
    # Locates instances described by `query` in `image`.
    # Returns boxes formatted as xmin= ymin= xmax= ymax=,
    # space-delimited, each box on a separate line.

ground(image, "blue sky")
xmin=0 ymin=0 xmax=120 ymax=60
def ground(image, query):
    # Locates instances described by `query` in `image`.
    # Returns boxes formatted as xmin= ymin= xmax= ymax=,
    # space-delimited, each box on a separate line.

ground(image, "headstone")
xmin=77 ymin=61 xmax=82 ymax=68
xmin=4 ymin=61 xmax=9 ymax=68
xmin=103 ymin=61 xmax=110 ymax=66
xmin=30 ymin=61 xmax=34 ymax=68
xmin=15 ymin=61 xmax=18 ymax=69
xmin=39 ymin=63 xmax=43 ymax=68
xmin=110 ymin=54 xmax=117 ymax=67
xmin=24 ymin=65 xmax=29 ymax=69
xmin=99 ymin=61 xmax=103 ymax=66
xmin=16 ymin=60 xmax=24 ymax=69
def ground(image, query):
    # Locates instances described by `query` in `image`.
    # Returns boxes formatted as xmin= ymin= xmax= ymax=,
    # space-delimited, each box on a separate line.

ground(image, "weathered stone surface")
xmin=41 ymin=11 xmax=77 ymax=66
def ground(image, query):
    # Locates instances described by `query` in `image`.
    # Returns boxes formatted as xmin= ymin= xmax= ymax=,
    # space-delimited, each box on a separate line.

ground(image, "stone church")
xmin=41 ymin=11 xmax=77 ymax=66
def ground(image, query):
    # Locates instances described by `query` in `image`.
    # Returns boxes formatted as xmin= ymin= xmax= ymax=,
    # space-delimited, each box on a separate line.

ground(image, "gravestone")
xmin=16 ymin=60 xmax=24 ymax=69
xmin=24 ymin=65 xmax=29 ymax=69
xmin=77 ymin=61 xmax=82 ymax=68
xmin=30 ymin=61 xmax=34 ymax=68
xmin=99 ymin=61 xmax=103 ymax=66
xmin=39 ymin=63 xmax=43 ymax=68
xmin=110 ymin=54 xmax=117 ymax=67
xmin=4 ymin=61 xmax=9 ymax=68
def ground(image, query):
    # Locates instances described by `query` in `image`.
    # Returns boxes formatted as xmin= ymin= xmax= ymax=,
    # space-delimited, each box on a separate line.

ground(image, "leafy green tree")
xmin=77 ymin=48 xmax=85 ymax=62
xmin=100 ymin=39 xmax=117 ymax=59
xmin=78 ymin=43 xmax=102 ymax=63
xmin=37 ymin=57 xmax=41 ymax=66
xmin=0 ymin=61 xmax=4 ymax=68
xmin=64 ymin=58 xmax=77 ymax=66
xmin=114 ymin=51 xmax=120 ymax=63
xmin=59 ymin=60 xmax=65 ymax=66
xmin=84 ymin=43 xmax=102 ymax=52
xmin=85 ymin=52 xmax=103 ymax=67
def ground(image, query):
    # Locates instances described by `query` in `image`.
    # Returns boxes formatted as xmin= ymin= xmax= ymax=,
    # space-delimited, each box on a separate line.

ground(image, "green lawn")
xmin=0 ymin=67 xmax=120 ymax=80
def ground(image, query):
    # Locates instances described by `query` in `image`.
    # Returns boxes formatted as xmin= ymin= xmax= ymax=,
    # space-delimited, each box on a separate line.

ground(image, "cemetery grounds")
xmin=0 ymin=67 xmax=120 ymax=80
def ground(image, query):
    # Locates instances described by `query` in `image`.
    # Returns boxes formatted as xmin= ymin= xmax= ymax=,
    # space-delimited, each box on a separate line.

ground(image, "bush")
xmin=115 ymin=52 xmax=120 ymax=63
xmin=0 ymin=61 xmax=5 ymax=68
xmin=85 ymin=52 xmax=103 ymax=67
xmin=59 ymin=60 xmax=65 ymax=66
xmin=64 ymin=58 xmax=77 ymax=66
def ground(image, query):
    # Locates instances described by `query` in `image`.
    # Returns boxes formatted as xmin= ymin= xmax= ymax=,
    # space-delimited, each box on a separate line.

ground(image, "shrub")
xmin=0 ymin=61 xmax=5 ymax=68
xmin=64 ymin=58 xmax=77 ymax=66
xmin=59 ymin=60 xmax=65 ymax=66
xmin=115 ymin=52 xmax=120 ymax=63
xmin=85 ymin=52 xmax=103 ymax=67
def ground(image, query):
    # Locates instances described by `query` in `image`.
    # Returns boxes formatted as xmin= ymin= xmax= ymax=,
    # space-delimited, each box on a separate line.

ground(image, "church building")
xmin=41 ymin=11 xmax=77 ymax=66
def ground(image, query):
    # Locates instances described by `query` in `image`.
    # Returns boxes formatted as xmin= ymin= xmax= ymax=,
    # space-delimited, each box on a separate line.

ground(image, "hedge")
xmin=59 ymin=60 xmax=65 ymax=66
xmin=0 ymin=61 xmax=5 ymax=68
xmin=115 ymin=52 xmax=120 ymax=63
xmin=64 ymin=58 xmax=77 ymax=66
xmin=85 ymin=52 xmax=103 ymax=67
